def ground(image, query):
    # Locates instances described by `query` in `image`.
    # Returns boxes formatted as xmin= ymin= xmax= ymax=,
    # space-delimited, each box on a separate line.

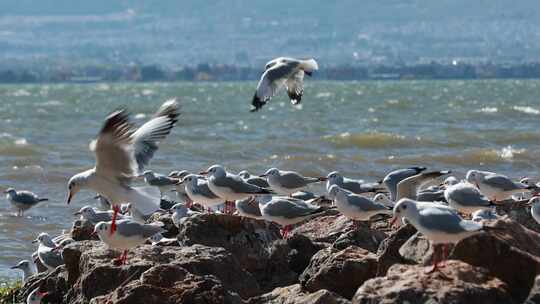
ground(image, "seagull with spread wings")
xmin=66 ymin=99 xmax=180 ymax=233
xmin=251 ymin=57 xmax=318 ymax=112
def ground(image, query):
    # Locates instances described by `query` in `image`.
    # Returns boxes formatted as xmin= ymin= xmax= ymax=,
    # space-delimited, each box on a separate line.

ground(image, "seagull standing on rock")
xmin=141 ymin=170 xmax=180 ymax=197
xmin=93 ymin=220 xmax=165 ymax=265
xmin=444 ymin=182 xmax=496 ymax=214
xmin=466 ymin=170 xmax=532 ymax=202
xmin=201 ymin=165 xmax=274 ymax=214
xmin=66 ymin=99 xmax=179 ymax=234
xmin=251 ymin=57 xmax=319 ymax=111
xmin=32 ymin=233 xmax=64 ymax=271
xmin=328 ymin=185 xmax=392 ymax=227
xmin=4 ymin=188 xmax=48 ymax=216
xmin=178 ymin=174 xmax=223 ymax=212
xmin=261 ymin=168 xmax=326 ymax=196
xmin=392 ymin=198 xmax=489 ymax=273
xmin=326 ymin=171 xmax=383 ymax=194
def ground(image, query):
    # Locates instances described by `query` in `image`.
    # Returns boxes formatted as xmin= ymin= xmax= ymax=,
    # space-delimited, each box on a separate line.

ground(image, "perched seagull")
xmin=178 ymin=174 xmax=223 ymax=212
xmin=326 ymin=171 xmax=383 ymax=194
xmin=416 ymin=189 xmax=446 ymax=203
xmin=27 ymin=288 xmax=49 ymax=304
xmin=382 ymin=167 xmax=427 ymax=201
xmin=328 ymin=185 xmax=392 ymax=226
xmin=443 ymin=176 xmax=459 ymax=187
xmin=466 ymin=170 xmax=531 ymax=202
xmin=261 ymin=168 xmax=326 ymax=195
xmin=94 ymin=194 xmax=112 ymax=211
xmin=235 ymin=197 xmax=263 ymax=220
xmin=141 ymin=170 xmax=180 ymax=196
xmin=396 ymin=170 xmax=451 ymax=201
xmin=444 ymin=182 xmax=495 ymax=214
xmin=11 ymin=260 xmax=35 ymax=283
xmin=202 ymin=165 xmax=273 ymax=213
xmin=528 ymin=197 xmax=540 ymax=225
xmin=251 ymin=57 xmax=319 ymax=111
xmin=171 ymin=203 xmax=198 ymax=228
xmin=392 ymin=199 xmax=486 ymax=272
xmin=94 ymin=220 xmax=165 ymax=265
xmin=4 ymin=188 xmax=48 ymax=216
xmin=74 ymin=205 xmax=116 ymax=224
xmin=258 ymin=195 xmax=325 ymax=238
xmin=32 ymin=233 xmax=64 ymax=271
xmin=66 ymin=99 xmax=179 ymax=234
xmin=472 ymin=208 xmax=499 ymax=222
xmin=238 ymin=170 xmax=271 ymax=188
xmin=124 ymin=202 xmax=166 ymax=223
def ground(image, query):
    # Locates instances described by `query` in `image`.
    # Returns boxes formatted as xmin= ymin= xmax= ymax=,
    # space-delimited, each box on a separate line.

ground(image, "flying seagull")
xmin=251 ymin=57 xmax=319 ymax=111
xmin=66 ymin=99 xmax=180 ymax=234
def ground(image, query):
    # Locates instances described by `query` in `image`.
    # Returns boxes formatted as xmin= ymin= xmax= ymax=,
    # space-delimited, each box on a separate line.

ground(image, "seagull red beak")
xmin=390 ymin=216 xmax=400 ymax=229
xmin=66 ymin=191 xmax=73 ymax=205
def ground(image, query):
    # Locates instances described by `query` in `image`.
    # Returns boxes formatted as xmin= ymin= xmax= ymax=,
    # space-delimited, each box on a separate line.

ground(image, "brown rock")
xmin=63 ymin=241 xmax=259 ymax=303
xmin=300 ymin=246 xmax=378 ymax=299
xmin=375 ymin=224 xmax=417 ymax=276
xmin=352 ymin=260 xmax=515 ymax=304
xmin=147 ymin=212 xmax=178 ymax=238
xmin=450 ymin=218 xmax=540 ymax=302
xmin=248 ymin=284 xmax=350 ymax=304
xmin=332 ymin=228 xmax=388 ymax=253
xmin=291 ymin=213 xmax=353 ymax=244
xmin=398 ymin=232 xmax=434 ymax=265
xmin=71 ymin=219 xmax=98 ymax=242
xmin=177 ymin=213 xmax=296 ymax=291
xmin=285 ymin=234 xmax=326 ymax=274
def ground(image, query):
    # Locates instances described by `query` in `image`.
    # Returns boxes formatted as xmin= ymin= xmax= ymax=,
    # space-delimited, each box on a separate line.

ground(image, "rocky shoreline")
xmin=6 ymin=200 xmax=540 ymax=304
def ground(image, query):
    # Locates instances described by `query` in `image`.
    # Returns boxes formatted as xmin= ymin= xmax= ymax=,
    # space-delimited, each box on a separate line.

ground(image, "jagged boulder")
xmin=248 ymin=284 xmax=350 ymax=304
xmin=352 ymin=260 xmax=515 ymax=304
xmin=398 ymin=231 xmax=434 ymax=265
xmin=375 ymin=224 xmax=417 ymax=276
xmin=450 ymin=218 xmax=540 ymax=302
xmin=300 ymin=246 xmax=378 ymax=299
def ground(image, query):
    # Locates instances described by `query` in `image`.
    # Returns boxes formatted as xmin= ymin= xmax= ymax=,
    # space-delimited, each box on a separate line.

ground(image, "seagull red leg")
xmin=110 ymin=205 xmax=120 ymax=235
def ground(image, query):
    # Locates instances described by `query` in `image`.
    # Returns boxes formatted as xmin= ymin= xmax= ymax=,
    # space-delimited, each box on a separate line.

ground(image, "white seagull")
xmin=178 ymin=174 xmax=223 ymax=212
xmin=4 ymin=188 xmax=48 ymax=216
xmin=261 ymin=168 xmax=326 ymax=196
xmin=466 ymin=170 xmax=531 ymax=202
xmin=32 ymin=233 xmax=64 ymax=271
xmin=66 ymin=99 xmax=179 ymax=233
xmin=251 ymin=57 xmax=319 ymax=111
xmin=382 ymin=166 xmax=427 ymax=201
xmin=444 ymin=182 xmax=495 ymax=214
xmin=328 ymin=185 xmax=392 ymax=226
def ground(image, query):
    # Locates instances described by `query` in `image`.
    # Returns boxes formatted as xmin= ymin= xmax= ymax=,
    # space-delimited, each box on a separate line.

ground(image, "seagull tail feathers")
xmin=128 ymin=186 xmax=161 ymax=216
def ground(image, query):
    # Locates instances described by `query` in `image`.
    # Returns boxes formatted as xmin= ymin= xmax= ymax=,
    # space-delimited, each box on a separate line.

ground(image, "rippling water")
xmin=1 ymin=79 xmax=540 ymax=280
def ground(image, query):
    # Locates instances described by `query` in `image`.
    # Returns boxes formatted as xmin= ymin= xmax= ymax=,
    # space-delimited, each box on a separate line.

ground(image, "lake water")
xmin=1 ymin=79 xmax=540 ymax=280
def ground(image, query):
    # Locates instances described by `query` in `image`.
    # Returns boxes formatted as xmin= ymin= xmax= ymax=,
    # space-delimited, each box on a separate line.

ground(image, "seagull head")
xmin=200 ymin=165 xmax=226 ymax=178
xmin=93 ymin=222 xmax=111 ymax=238
xmin=238 ymin=170 xmax=251 ymax=179
xmin=32 ymin=232 xmax=55 ymax=247
xmin=74 ymin=206 xmax=95 ymax=218
xmin=3 ymin=187 xmax=16 ymax=196
xmin=442 ymin=176 xmax=459 ymax=188
xmin=179 ymin=174 xmax=199 ymax=186
xmin=66 ymin=172 xmax=90 ymax=204
xmin=260 ymin=168 xmax=279 ymax=178
xmin=373 ymin=193 xmax=391 ymax=205
xmin=391 ymin=198 xmax=418 ymax=228
xmin=326 ymin=171 xmax=342 ymax=184
xmin=10 ymin=260 xmax=31 ymax=271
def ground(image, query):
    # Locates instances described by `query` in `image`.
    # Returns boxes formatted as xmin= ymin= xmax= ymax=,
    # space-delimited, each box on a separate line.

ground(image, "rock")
xmin=71 ymin=219 xmax=98 ymax=241
xmin=92 ymin=264 xmax=245 ymax=304
xmin=525 ymin=275 xmax=540 ymax=304
xmin=291 ymin=213 xmax=353 ymax=244
xmin=450 ymin=218 xmax=540 ymax=302
xmin=285 ymin=234 xmax=327 ymax=274
xmin=147 ymin=212 xmax=178 ymax=238
xmin=332 ymin=228 xmax=387 ymax=253
xmin=375 ymin=224 xmax=417 ymax=276
xmin=300 ymin=246 xmax=378 ymax=299
xmin=177 ymin=213 xmax=295 ymax=292
xmin=20 ymin=266 xmax=68 ymax=303
xmin=398 ymin=232 xmax=434 ymax=265
xmin=352 ymin=260 xmax=515 ymax=304
xmin=496 ymin=203 xmax=540 ymax=233
xmin=248 ymin=284 xmax=350 ymax=304
xmin=63 ymin=241 xmax=260 ymax=302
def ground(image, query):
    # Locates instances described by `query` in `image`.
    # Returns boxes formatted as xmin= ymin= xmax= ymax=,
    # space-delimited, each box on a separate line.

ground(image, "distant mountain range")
xmin=1 ymin=1 xmax=539 ymax=69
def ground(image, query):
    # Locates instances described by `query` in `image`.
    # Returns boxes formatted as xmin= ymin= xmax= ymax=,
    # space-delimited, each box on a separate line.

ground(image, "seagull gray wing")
xmin=130 ymin=100 xmax=179 ymax=172
xmin=245 ymin=176 xmax=270 ymax=188
xmin=236 ymin=198 xmax=262 ymax=217
xmin=116 ymin=220 xmax=164 ymax=238
xmin=418 ymin=207 xmax=482 ymax=234
xmin=446 ymin=185 xmax=491 ymax=207
xmin=149 ymin=174 xmax=178 ymax=187
xmin=255 ymin=62 xmax=292 ymax=101
xmin=483 ymin=174 xmax=526 ymax=191
xmin=286 ymin=70 xmax=304 ymax=105
xmin=40 ymin=249 xmax=64 ymax=268
xmin=346 ymin=194 xmax=390 ymax=212
xmin=13 ymin=191 xmax=41 ymax=205
xmin=279 ymin=172 xmax=318 ymax=189
xmin=93 ymin=212 xmax=114 ymax=223
xmin=192 ymin=182 xmax=220 ymax=199
xmin=265 ymin=198 xmax=320 ymax=219
xmin=214 ymin=175 xmax=269 ymax=194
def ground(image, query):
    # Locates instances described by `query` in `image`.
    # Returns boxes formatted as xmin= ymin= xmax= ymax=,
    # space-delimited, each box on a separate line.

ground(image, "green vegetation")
xmin=0 ymin=281 xmax=22 ymax=304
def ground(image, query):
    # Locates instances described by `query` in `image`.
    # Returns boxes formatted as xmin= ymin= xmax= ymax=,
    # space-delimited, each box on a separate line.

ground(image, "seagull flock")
xmin=2 ymin=59 xmax=539 ymax=303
